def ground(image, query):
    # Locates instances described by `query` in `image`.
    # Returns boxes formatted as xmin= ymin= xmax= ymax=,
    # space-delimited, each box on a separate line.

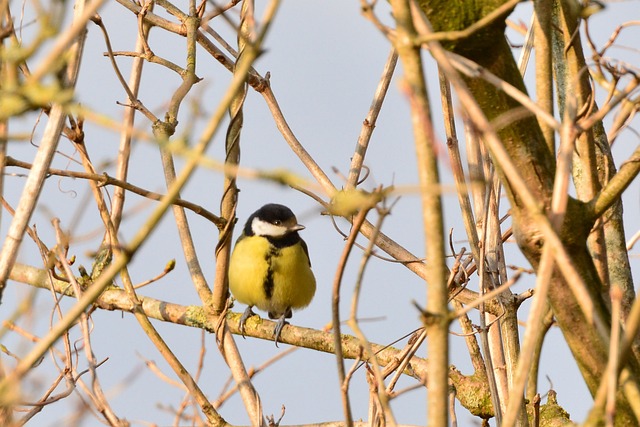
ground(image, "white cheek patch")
xmin=252 ymin=218 xmax=288 ymax=237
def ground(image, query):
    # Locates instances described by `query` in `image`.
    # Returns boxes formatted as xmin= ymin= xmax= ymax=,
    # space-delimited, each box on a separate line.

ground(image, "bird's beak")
xmin=289 ymin=224 xmax=305 ymax=232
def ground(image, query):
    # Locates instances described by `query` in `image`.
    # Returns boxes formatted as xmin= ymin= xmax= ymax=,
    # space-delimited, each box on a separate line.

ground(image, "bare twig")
xmin=0 ymin=0 xmax=93 ymax=304
xmin=346 ymin=49 xmax=398 ymax=189
xmin=332 ymin=208 xmax=370 ymax=427
xmin=4 ymin=156 xmax=224 ymax=226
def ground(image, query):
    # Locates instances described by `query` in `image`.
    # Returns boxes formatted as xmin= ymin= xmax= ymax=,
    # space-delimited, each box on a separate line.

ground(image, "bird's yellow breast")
xmin=229 ymin=235 xmax=316 ymax=317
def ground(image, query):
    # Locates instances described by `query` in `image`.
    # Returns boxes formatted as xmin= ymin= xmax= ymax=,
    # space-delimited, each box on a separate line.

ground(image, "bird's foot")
xmin=239 ymin=306 xmax=256 ymax=338
xmin=273 ymin=315 xmax=289 ymax=347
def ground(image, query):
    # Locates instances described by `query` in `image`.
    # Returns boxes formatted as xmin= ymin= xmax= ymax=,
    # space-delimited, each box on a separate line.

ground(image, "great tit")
xmin=229 ymin=204 xmax=316 ymax=345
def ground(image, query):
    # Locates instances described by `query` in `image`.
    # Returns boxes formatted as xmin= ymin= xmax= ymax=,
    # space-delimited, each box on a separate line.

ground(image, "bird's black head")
xmin=244 ymin=204 xmax=305 ymax=238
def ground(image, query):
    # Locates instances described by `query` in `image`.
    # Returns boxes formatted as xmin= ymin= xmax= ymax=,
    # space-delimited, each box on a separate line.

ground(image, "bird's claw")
xmin=273 ymin=315 xmax=289 ymax=347
xmin=239 ymin=306 xmax=256 ymax=338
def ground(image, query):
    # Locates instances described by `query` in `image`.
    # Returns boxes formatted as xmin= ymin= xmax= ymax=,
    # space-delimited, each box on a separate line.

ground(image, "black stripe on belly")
xmin=263 ymin=245 xmax=280 ymax=299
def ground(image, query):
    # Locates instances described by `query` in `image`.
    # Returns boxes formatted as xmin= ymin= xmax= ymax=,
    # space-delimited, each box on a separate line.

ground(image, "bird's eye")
xmin=273 ymin=220 xmax=282 ymax=226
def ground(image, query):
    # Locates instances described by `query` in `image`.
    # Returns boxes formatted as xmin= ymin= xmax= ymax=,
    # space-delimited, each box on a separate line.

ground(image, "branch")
xmin=392 ymin=2 xmax=449 ymax=426
xmin=346 ymin=49 xmax=398 ymax=189
xmin=4 ymin=156 xmax=224 ymax=228
xmin=8 ymin=262 xmax=494 ymax=419
xmin=0 ymin=0 xmax=98 ymax=303
xmin=589 ymin=145 xmax=640 ymax=219
xmin=413 ymin=0 xmax=521 ymax=44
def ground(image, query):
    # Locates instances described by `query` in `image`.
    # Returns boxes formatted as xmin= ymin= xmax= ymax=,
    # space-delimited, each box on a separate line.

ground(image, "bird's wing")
xmin=300 ymin=238 xmax=312 ymax=267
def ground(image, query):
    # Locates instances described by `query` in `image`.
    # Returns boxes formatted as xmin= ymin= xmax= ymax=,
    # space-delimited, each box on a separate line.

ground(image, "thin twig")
xmin=4 ymin=156 xmax=223 ymax=227
xmin=332 ymin=209 xmax=370 ymax=427
xmin=346 ymin=49 xmax=398 ymax=189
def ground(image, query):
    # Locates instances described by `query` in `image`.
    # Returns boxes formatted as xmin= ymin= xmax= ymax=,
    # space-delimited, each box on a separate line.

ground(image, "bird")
xmin=229 ymin=203 xmax=316 ymax=345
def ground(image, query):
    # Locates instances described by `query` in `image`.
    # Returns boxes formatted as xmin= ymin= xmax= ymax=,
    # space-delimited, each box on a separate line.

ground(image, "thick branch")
xmin=8 ymin=262 xmax=494 ymax=419
xmin=416 ymin=0 xmax=640 ymax=423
